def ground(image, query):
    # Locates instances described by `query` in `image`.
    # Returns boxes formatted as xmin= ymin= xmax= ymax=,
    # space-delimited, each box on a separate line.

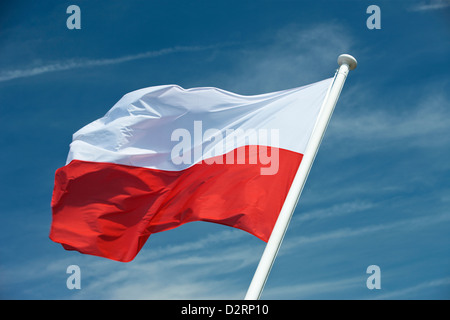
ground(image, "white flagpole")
xmin=244 ymin=54 xmax=357 ymax=300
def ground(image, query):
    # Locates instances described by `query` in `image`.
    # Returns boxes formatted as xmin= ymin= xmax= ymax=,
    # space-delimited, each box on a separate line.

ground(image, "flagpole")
xmin=244 ymin=54 xmax=357 ymax=300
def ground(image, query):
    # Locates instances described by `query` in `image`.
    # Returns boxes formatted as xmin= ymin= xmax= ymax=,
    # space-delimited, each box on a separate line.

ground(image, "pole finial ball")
xmin=338 ymin=54 xmax=357 ymax=70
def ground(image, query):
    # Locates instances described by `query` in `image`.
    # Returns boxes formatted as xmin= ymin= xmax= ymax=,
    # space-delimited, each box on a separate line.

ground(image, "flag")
xmin=50 ymin=78 xmax=333 ymax=262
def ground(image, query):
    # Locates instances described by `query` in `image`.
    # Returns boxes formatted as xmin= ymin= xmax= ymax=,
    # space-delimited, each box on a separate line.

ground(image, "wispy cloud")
xmin=283 ymin=212 xmax=450 ymax=252
xmin=54 ymin=212 xmax=450 ymax=299
xmin=70 ymin=238 xmax=261 ymax=300
xmin=3 ymin=208 xmax=448 ymax=299
xmin=262 ymin=212 xmax=450 ymax=299
xmin=373 ymin=277 xmax=450 ymax=299
xmin=141 ymin=228 xmax=247 ymax=260
xmin=1 ymin=228 xmax=261 ymax=299
xmin=0 ymin=44 xmax=225 ymax=82
xmin=264 ymin=275 xmax=363 ymax=299
xmin=221 ymin=23 xmax=354 ymax=93
xmin=326 ymin=90 xmax=450 ymax=158
xmin=265 ymin=274 xmax=450 ymax=300
xmin=292 ymin=200 xmax=376 ymax=225
xmin=410 ymin=0 xmax=450 ymax=11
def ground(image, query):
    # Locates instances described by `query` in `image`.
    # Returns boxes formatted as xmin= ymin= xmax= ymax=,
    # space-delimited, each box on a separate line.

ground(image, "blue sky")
xmin=0 ymin=0 xmax=449 ymax=300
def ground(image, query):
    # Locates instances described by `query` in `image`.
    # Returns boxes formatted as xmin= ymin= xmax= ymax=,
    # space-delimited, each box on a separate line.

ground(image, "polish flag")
xmin=50 ymin=78 xmax=333 ymax=262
